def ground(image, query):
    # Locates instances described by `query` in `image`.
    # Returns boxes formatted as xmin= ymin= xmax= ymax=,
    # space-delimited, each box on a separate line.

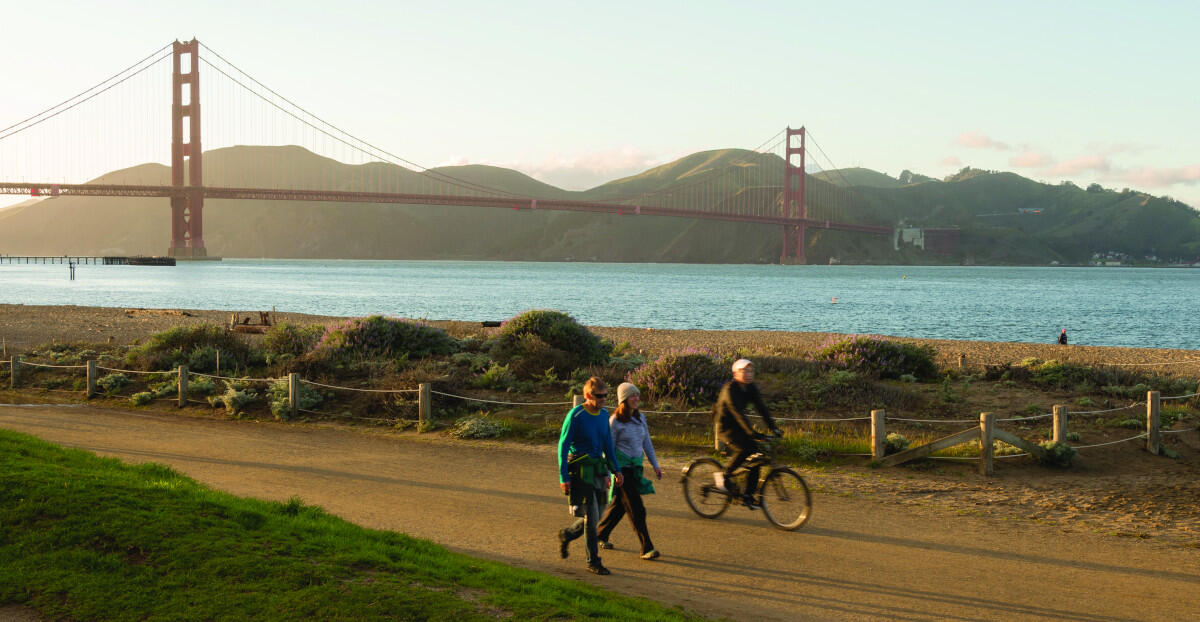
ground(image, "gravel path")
xmin=2 ymin=405 xmax=1198 ymax=622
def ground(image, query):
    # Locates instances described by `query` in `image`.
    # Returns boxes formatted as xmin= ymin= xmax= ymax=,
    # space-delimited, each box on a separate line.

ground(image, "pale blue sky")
xmin=2 ymin=0 xmax=1198 ymax=207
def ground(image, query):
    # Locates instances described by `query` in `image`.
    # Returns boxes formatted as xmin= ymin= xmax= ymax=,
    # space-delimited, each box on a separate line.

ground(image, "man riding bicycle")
xmin=713 ymin=358 xmax=782 ymax=508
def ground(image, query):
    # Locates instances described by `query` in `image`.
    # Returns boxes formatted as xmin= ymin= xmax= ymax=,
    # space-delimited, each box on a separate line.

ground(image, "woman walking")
xmin=596 ymin=382 xmax=663 ymax=560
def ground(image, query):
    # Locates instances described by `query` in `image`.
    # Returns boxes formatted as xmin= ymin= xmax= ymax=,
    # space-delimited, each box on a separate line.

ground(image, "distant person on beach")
xmin=596 ymin=382 xmax=663 ymax=560
xmin=712 ymin=359 xmax=781 ymax=509
xmin=557 ymin=377 xmax=623 ymax=575
xmin=1059 ymin=329 xmax=1068 ymax=345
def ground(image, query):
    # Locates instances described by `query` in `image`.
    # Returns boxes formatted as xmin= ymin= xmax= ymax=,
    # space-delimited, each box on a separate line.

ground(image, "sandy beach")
xmin=4 ymin=303 xmax=1200 ymax=376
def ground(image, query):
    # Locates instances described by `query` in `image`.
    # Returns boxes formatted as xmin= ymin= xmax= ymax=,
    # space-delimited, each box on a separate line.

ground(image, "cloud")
xmin=1009 ymin=150 xmax=1052 ymax=168
xmin=1085 ymin=142 xmax=1152 ymax=156
xmin=954 ymin=131 xmax=1010 ymax=151
xmin=939 ymin=155 xmax=962 ymax=167
xmin=1039 ymin=154 xmax=1111 ymax=177
xmin=1104 ymin=165 xmax=1200 ymax=188
xmin=440 ymin=148 xmax=668 ymax=190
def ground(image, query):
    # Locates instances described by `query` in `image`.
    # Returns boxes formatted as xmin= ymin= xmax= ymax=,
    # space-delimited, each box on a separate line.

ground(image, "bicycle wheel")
xmin=760 ymin=468 xmax=811 ymax=530
xmin=681 ymin=457 xmax=731 ymax=519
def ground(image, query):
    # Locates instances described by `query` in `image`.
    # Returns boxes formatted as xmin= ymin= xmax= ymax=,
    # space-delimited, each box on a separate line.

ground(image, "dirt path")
xmin=2 ymin=405 xmax=1198 ymax=621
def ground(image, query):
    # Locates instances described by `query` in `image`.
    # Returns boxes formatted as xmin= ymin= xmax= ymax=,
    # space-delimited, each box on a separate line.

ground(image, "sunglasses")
xmin=592 ymin=393 xmax=608 ymax=398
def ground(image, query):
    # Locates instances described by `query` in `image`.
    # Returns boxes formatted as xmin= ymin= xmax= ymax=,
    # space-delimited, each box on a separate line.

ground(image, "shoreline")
xmin=3 ymin=303 xmax=1199 ymax=377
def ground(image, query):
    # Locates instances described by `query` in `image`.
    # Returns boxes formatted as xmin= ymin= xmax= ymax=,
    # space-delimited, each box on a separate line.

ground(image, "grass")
xmin=0 ymin=429 xmax=703 ymax=622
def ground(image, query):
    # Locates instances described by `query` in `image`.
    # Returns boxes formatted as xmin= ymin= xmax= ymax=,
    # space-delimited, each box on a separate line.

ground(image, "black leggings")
xmin=721 ymin=432 xmax=762 ymax=496
xmin=596 ymin=466 xmax=655 ymax=554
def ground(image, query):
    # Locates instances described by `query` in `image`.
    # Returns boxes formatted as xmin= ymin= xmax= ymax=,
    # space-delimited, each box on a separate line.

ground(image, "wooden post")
xmin=288 ymin=372 xmax=299 ymax=419
xmin=177 ymin=365 xmax=188 ymax=408
xmin=1052 ymin=405 xmax=1067 ymax=443
xmin=979 ymin=412 xmax=995 ymax=476
xmin=573 ymin=394 xmax=583 ymax=408
xmin=8 ymin=355 xmax=18 ymax=389
xmin=1146 ymin=390 xmax=1160 ymax=455
xmin=87 ymin=359 xmax=98 ymax=398
xmin=418 ymin=383 xmax=431 ymax=432
xmin=957 ymin=353 xmax=967 ymax=370
xmin=871 ymin=409 xmax=887 ymax=460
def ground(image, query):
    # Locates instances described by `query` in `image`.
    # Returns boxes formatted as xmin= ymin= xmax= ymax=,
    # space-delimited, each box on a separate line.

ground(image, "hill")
xmin=812 ymin=167 xmax=905 ymax=189
xmin=0 ymin=146 xmax=1196 ymax=265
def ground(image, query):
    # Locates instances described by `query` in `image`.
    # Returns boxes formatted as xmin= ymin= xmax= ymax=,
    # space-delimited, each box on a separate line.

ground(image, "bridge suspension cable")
xmin=0 ymin=43 xmax=172 ymax=139
xmin=197 ymin=43 xmax=521 ymax=199
xmin=0 ymin=48 xmax=171 ymax=145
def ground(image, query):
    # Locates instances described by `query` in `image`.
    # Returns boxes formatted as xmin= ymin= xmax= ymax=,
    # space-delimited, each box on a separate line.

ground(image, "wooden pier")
xmin=0 ymin=256 xmax=176 ymax=266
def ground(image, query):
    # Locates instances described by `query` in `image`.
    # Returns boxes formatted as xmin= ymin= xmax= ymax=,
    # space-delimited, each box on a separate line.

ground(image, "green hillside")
xmin=0 ymin=146 xmax=1196 ymax=265
xmin=812 ymin=167 xmax=905 ymax=189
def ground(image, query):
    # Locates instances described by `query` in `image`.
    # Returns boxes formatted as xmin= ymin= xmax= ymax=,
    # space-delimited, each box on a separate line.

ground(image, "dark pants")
xmin=597 ymin=466 xmax=655 ymax=554
xmin=721 ymin=430 xmax=761 ymax=497
xmin=561 ymin=479 xmax=602 ymax=565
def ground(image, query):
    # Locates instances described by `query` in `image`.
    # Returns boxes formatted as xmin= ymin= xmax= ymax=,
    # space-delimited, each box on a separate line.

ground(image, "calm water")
xmin=1 ymin=260 xmax=1197 ymax=349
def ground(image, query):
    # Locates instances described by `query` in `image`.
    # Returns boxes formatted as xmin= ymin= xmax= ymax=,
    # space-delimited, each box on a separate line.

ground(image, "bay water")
xmin=1 ymin=260 xmax=1197 ymax=350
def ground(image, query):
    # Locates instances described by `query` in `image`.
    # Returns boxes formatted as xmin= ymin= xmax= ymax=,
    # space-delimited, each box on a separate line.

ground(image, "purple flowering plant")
xmin=814 ymin=335 xmax=937 ymax=380
xmin=627 ymin=348 xmax=728 ymax=406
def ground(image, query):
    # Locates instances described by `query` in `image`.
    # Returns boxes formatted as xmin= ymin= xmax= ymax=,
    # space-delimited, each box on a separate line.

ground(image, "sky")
xmin=2 ymin=0 xmax=1198 ymax=209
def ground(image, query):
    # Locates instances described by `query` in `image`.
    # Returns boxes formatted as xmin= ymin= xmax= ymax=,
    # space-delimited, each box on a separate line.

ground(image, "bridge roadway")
xmin=0 ymin=182 xmax=893 ymax=235
xmin=3 ymin=404 xmax=1195 ymax=621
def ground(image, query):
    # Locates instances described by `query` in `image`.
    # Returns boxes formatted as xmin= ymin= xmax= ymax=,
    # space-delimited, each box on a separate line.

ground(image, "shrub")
xmin=627 ymin=350 xmax=727 ymax=406
xmin=207 ymin=380 xmax=258 ymax=415
xmin=885 ymin=433 xmax=910 ymax=454
xmin=129 ymin=392 xmax=153 ymax=406
xmin=491 ymin=333 xmax=578 ymax=379
xmin=815 ymin=336 xmax=937 ymax=380
xmin=450 ymin=415 xmax=511 ymax=439
xmin=1038 ymin=441 xmax=1077 ymax=468
xmin=491 ymin=310 xmax=608 ymax=375
xmin=474 ymin=362 xmax=516 ymax=390
xmin=263 ymin=322 xmax=326 ymax=363
xmin=149 ymin=379 xmax=177 ymax=398
xmin=125 ymin=324 xmax=253 ymax=371
xmin=267 ymin=379 xmax=323 ymax=420
xmin=97 ymin=373 xmax=130 ymax=395
xmin=187 ymin=346 xmax=219 ymax=373
xmin=188 ymin=376 xmax=217 ymax=397
xmin=313 ymin=316 xmax=457 ymax=362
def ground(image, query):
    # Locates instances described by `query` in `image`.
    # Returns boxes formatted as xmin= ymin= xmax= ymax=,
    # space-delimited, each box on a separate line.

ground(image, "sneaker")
xmin=742 ymin=494 xmax=759 ymax=510
xmin=558 ymin=530 xmax=570 ymax=559
xmin=640 ymin=549 xmax=660 ymax=560
xmin=587 ymin=563 xmax=611 ymax=575
xmin=598 ymin=539 xmax=613 ymax=550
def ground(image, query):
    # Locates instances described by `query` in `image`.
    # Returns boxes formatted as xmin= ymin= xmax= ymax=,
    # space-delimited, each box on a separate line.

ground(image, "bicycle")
xmin=680 ymin=435 xmax=811 ymax=530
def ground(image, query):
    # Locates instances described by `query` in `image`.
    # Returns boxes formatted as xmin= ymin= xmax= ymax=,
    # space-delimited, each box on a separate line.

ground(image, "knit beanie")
xmin=617 ymin=382 xmax=640 ymax=404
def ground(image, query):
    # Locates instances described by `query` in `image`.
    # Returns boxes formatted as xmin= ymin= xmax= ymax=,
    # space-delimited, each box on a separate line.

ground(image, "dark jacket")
xmin=713 ymin=381 xmax=776 ymax=440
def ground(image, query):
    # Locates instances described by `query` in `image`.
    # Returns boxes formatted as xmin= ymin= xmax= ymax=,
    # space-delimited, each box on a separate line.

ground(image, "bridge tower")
xmin=780 ymin=126 xmax=806 ymax=264
xmin=169 ymin=39 xmax=206 ymax=258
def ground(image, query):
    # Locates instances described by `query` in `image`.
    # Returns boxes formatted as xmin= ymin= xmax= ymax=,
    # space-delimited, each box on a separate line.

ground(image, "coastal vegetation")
xmin=0 ymin=429 xmax=698 ymax=621
xmin=8 ymin=311 xmax=1196 ymax=463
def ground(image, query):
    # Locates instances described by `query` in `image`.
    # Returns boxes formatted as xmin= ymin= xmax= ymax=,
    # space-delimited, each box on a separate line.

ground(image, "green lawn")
xmin=0 ymin=429 xmax=704 ymax=621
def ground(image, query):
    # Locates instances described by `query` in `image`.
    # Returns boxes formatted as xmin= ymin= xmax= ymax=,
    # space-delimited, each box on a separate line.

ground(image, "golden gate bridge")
xmin=0 ymin=39 xmax=892 ymax=264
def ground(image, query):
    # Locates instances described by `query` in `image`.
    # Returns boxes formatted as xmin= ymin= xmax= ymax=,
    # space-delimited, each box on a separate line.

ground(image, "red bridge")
xmin=0 ymin=40 xmax=891 ymax=264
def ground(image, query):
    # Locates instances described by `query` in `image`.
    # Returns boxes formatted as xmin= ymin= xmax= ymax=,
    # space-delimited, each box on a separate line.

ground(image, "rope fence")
xmin=5 ymin=355 xmax=1197 ymax=475
xmin=190 ymin=370 xmax=277 ymax=384
xmin=430 ymin=390 xmax=565 ymax=405
xmin=302 ymin=379 xmax=419 ymax=394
